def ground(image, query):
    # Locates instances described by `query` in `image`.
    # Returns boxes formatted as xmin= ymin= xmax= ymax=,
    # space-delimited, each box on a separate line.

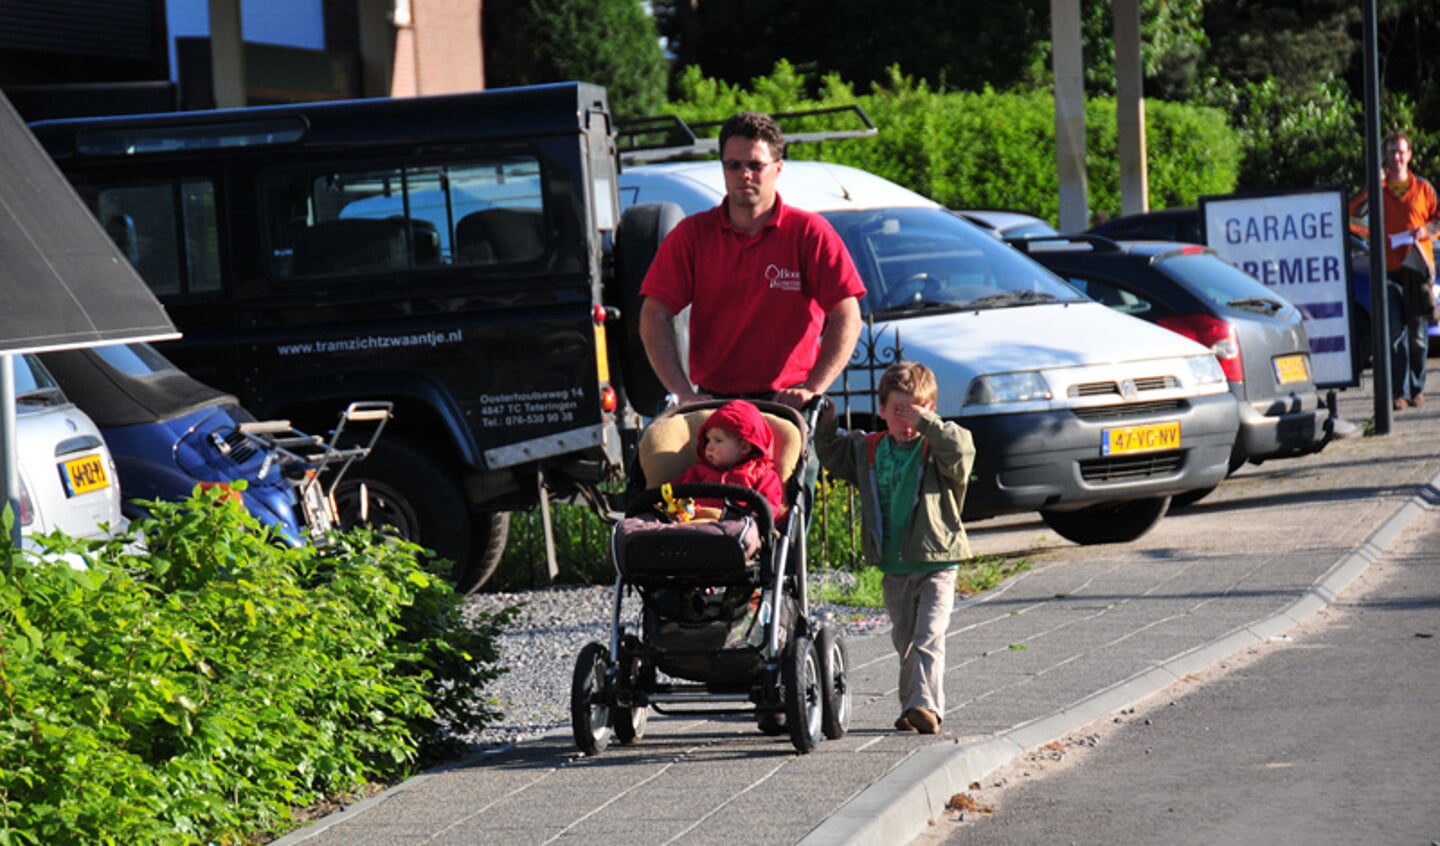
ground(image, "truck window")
xmin=80 ymin=179 xmax=221 ymax=296
xmin=261 ymin=156 xmax=546 ymax=279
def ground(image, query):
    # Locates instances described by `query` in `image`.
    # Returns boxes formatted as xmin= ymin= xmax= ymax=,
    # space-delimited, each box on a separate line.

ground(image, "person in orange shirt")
xmin=1351 ymin=131 xmax=1440 ymax=410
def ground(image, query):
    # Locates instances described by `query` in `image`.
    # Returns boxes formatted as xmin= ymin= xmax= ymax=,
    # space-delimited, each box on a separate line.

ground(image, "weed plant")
xmin=0 ymin=486 xmax=512 ymax=845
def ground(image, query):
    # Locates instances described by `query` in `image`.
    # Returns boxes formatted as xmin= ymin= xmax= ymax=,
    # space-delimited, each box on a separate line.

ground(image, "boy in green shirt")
xmin=815 ymin=362 xmax=975 ymax=734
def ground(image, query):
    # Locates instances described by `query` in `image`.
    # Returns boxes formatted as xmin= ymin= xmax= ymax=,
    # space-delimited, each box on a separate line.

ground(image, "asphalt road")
xmin=917 ymin=500 xmax=1440 ymax=846
xmin=276 ymin=376 xmax=1440 ymax=846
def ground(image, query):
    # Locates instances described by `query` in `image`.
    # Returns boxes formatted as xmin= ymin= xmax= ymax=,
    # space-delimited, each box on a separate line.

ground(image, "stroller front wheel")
xmin=783 ymin=632 xmax=823 ymax=753
xmin=571 ymin=642 xmax=613 ymax=755
xmin=817 ymin=625 xmax=850 ymax=740
xmin=613 ymin=652 xmax=649 ymax=744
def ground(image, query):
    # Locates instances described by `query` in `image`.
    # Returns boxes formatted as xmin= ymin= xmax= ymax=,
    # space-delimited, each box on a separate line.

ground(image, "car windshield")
xmin=823 ymin=207 xmax=1083 ymax=317
xmin=1156 ymin=253 xmax=1291 ymax=316
xmin=14 ymin=354 xmax=66 ymax=409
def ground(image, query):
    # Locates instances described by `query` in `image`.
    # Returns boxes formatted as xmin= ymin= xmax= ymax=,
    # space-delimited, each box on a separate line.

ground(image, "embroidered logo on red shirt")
xmin=766 ymin=264 xmax=802 ymax=291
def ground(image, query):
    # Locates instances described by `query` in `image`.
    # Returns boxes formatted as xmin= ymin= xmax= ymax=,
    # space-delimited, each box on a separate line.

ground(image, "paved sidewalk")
xmin=276 ymin=377 xmax=1440 ymax=846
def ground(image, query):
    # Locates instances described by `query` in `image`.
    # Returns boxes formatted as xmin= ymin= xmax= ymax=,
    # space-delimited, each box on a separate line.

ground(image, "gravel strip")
xmin=460 ymin=581 xmax=887 ymax=750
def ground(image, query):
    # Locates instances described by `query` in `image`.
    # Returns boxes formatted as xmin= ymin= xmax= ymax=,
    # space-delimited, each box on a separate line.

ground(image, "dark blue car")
xmin=37 ymin=343 xmax=335 ymax=546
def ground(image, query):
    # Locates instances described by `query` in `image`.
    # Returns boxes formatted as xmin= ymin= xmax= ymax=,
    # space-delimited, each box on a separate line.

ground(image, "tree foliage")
xmin=483 ymin=0 xmax=668 ymax=116
xmin=1204 ymin=0 xmax=1360 ymax=90
xmin=651 ymin=0 xmax=1050 ymax=97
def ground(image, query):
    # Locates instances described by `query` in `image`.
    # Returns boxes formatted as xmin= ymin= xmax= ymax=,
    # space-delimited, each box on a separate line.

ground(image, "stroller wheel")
xmin=613 ymin=701 xmax=648 ymax=744
xmin=571 ymin=642 xmax=613 ymax=756
xmin=783 ymin=632 xmax=823 ymax=753
xmin=817 ymin=625 xmax=850 ymax=740
xmin=613 ymin=654 xmax=649 ymax=744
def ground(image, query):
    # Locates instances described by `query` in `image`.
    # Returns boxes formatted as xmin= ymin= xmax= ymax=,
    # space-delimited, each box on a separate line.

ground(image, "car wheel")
xmin=1040 ymin=496 xmax=1171 ymax=544
xmin=1170 ymin=486 xmax=1216 ymax=508
xmin=571 ymin=642 xmax=612 ymax=756
xmin=331 ymin=437 xmax=475 ymax=584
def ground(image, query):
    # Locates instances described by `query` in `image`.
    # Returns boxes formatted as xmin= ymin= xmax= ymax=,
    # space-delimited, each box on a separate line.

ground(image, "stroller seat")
xmin=612 ymin=401 xmax=807 ymax=588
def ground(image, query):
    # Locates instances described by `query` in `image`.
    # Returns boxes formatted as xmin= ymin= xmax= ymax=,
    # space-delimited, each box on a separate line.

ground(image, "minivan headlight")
xmin=1186 ymin=354 xmax=1226 ymax=386
xmin=964 ymin=372 xmax=1053 ymax=406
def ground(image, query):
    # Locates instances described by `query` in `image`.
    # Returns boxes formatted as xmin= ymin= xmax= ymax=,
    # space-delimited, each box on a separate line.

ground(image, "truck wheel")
xmin=453 ymin=512 xmax=510 ymax=595
xmin=1040 ymin=496 xmax=1170 ymax=545
xmin=332 ymin=437 xmax=474 ymax=582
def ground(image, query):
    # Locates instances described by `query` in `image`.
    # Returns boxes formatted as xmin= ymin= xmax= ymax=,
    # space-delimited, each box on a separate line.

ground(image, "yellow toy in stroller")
xmin=570 ymin=398 xmax=851 ymax=755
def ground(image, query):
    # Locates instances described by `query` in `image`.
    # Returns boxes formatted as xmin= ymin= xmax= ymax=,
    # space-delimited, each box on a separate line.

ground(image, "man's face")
xmin=721 ymin=136 xmax=783 ymax=214
xmin=1384 ymin=139 xmax=1412 ymax=180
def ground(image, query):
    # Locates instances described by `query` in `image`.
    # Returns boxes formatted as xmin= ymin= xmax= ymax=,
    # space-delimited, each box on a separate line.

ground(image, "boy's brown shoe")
xmin=894 ymin=713 xmax=917 ymax=732
xmin=904 ymin=706 xmax=940 ymax=734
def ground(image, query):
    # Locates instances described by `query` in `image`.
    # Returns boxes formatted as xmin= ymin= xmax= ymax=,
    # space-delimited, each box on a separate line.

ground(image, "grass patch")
xmin=813 ymin=554 xmax=1029 ymax=608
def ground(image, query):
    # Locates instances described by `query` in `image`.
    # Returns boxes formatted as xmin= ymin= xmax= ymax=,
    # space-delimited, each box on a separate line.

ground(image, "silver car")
xmin=13 ymin=353 xmax=125 ymax=552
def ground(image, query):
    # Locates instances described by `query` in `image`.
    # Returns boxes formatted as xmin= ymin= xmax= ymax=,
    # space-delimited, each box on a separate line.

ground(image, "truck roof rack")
xmin=617 ymin=104 xmax=876 ymax=165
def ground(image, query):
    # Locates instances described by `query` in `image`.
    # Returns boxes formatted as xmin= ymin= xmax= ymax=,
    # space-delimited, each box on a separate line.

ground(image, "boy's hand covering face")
xmin=880 ymin=392 xmax=932 ymax=443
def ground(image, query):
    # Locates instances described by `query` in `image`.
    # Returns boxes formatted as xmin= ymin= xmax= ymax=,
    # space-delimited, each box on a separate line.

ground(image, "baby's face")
xmin=703 ymin=427 xmax=753 ymax=469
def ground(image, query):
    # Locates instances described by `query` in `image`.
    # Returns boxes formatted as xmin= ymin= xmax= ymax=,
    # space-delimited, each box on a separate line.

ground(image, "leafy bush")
xmin=654 ymin=63 xmax=1243 ymax=222
xmin=0 ymin=487 xmax=511 ymax=844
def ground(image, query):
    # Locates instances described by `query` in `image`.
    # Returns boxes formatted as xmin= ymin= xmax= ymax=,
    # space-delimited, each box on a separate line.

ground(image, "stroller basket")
xmin=612 ymin=482 xmax=773 ymax=588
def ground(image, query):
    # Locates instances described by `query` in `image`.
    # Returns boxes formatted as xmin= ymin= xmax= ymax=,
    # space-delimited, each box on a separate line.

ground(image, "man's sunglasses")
xmin=722 ymin=159 xmax=778 ymax=173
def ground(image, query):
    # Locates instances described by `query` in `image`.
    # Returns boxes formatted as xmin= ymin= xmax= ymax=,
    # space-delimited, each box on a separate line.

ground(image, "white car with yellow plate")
xmin=619 ymin=160 xmax=1241 ymax=543
xmin=13 ymin=353 xmax=125 ymax=557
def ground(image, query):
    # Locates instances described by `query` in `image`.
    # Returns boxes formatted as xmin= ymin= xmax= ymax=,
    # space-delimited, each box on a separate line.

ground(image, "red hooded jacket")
xmin=674 ymin=400 xmax=786 ymax=515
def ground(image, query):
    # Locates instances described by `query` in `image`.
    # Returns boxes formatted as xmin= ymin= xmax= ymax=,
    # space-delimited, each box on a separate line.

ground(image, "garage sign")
xmin=1201 ymin=189 xmax=1355 ymax=388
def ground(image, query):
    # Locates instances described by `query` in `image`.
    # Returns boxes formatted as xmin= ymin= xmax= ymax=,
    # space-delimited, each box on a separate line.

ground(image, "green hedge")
xmin=0 ymin=487 xmax=511 ymax=845
xmin=655 ymin=62 xmax=1243 ymax=225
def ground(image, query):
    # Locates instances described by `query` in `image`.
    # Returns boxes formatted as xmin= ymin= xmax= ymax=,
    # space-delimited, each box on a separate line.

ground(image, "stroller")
xmin=570 ymin=398 xmax=851 ymax=755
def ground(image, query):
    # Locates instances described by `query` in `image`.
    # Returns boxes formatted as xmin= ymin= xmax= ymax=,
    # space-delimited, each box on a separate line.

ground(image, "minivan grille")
xmin=1073 ymin=399 xmax=1185 ymax=421
xmin=1070 ymin=375 xmax=1177 ymax=398
xmin=1079 ymin=451 xmax=1183 ymax=483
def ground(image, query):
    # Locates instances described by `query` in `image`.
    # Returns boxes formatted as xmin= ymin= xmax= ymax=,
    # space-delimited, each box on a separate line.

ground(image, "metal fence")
xmin=810 ymin=318 xmax=903 ymax=570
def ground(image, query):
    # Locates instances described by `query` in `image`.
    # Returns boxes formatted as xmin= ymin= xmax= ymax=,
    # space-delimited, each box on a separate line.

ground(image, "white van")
xmin=620 ymin=160 xmax=1240 ymax=544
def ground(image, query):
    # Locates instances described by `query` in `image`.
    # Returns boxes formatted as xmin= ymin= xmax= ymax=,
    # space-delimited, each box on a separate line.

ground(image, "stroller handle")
xmin=624 ymin=482 xmax=776 ymax=536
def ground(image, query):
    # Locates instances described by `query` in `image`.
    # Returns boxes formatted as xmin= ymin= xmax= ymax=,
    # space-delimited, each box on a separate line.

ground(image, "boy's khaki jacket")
xmin=815 ymin=410 xmax=975 ymax=567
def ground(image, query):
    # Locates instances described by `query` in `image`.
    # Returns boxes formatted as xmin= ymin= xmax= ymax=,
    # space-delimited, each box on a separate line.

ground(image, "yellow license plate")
xmin=1273 ymin=354 xmax=1309 ymax=385
xmin=62 ymin=454 xmax=110 ymax=497
xmin=1103 ymin=421 xmax=1181 ymax=456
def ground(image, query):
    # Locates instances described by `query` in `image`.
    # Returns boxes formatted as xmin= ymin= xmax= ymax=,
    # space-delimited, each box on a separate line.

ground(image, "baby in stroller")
xmin=570 ymin=398 xmax=850 ymax=756
xmin=671 ymin=399 xmax=785 ymax=521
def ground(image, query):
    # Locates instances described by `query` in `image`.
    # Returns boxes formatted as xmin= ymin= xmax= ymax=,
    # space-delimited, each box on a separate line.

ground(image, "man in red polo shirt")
xmin=638 ymin=111 xmax=866 ymax=410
